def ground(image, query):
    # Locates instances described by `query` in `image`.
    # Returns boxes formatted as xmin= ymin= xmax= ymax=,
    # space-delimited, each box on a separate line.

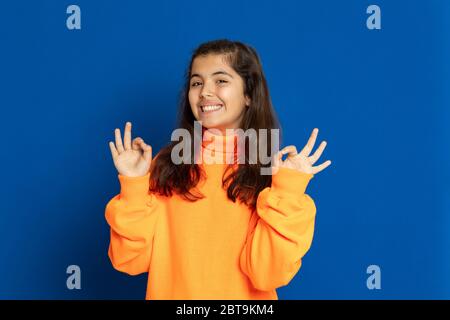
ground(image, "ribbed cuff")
xmin=118 ymin=172 xmax=151 ymax=205
xmin=271 ymin=167 xmax=313 ymax=196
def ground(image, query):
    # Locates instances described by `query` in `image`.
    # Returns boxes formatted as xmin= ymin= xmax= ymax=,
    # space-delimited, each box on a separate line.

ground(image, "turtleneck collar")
xmin=197 ymin=127 xmax=240 ymax=164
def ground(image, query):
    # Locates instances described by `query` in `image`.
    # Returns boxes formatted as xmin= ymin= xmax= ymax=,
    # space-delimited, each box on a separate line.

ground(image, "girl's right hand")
xmin=109 ymin=122 xmax=153 ymax=177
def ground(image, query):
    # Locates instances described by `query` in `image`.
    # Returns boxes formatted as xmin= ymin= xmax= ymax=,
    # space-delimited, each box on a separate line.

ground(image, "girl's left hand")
xmin=273 ymin=128 xmax=332 ymax=175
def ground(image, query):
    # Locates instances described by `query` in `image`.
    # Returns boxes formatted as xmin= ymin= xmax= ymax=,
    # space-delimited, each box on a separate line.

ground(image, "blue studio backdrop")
xmin=0 ymin=0 xmax=449 ymax=299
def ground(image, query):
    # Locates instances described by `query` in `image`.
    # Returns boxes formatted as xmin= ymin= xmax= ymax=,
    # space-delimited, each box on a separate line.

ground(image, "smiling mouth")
xmin=200 ymin=105 xmax=224 ymax=113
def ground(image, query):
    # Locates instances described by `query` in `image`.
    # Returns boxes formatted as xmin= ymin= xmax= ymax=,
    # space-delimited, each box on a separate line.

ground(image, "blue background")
xmin=0 ymin=0 xmax=448 ymax=299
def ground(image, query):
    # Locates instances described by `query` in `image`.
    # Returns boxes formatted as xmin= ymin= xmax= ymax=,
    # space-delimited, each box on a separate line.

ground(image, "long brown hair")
xmin=149 ymin=39 xmax=281 ymax=211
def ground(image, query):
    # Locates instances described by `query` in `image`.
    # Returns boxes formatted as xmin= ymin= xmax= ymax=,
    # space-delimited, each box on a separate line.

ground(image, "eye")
xmin=191 ymin=80 xmax=227 ymax=87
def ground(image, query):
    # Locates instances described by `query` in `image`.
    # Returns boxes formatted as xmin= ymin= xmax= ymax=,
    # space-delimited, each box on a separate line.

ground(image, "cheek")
xmin=188 ymin=91 xmax=198 ymax=115
xmin=188 ymin=90 xmax=196 ymax=105
xmin=217 ymin=86 xmax=237 ymax=102
xmin=219 ymin=87 xmax=245 ymax=108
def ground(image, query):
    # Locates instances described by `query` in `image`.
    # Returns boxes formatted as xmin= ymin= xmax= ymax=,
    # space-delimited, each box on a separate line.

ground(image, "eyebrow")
xmin=190 ymin=70 xmax=234 ymax=79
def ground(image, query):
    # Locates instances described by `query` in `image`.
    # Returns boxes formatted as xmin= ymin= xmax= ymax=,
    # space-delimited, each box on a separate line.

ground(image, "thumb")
xmin=272 ymin=150 xmax=282 ymax=168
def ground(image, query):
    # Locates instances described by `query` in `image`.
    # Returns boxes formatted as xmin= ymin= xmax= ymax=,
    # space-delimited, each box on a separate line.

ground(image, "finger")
xmin=300 ymin=128 xmax=318 ymax=157
xmin=309 ymin=141 xmax=327 ymax=165
xmin=280 ymin=145 xmax=298 ymax=158
xmin=312 ymin=160 xmax=332 ymax=174
xmin=141 ymin=141 xmax=152 ymax=163
xmin=109 ymin=141 xmax=118 ymax=160
xmin=132 ymin=137 xmax=142 ymax=151
xmin=115 ymin=128 xmax=124 ymax=153
xmin=124 ymin=122 xmax=132 ymax=150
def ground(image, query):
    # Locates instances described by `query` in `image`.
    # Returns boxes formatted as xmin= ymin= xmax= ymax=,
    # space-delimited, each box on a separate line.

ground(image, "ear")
xmin=245 ymin=95 xmax=251 ymax=107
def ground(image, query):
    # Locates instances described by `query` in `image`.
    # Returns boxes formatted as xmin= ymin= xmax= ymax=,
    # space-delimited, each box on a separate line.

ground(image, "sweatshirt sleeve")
xmin=104 ymin=172 xmax=161 ymax=276
xmin=239 ymin=166 xmax=317 ymax=291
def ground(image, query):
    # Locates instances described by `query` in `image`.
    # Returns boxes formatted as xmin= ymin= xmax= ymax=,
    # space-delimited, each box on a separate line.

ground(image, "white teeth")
xmin=201 ymin=105 xmax=223 ymax=112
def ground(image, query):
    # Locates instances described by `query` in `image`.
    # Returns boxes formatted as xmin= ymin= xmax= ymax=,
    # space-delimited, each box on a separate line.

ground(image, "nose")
xmin=200 ymin=80 xmax=214 ymax=98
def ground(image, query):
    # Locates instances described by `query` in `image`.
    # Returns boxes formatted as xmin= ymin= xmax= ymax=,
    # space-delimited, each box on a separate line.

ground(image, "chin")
xmin=201 ymin=120 xmax=227 ymax=130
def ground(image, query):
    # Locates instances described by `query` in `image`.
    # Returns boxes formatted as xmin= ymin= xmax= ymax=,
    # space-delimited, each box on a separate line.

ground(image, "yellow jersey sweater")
xmin=105 ymin=130 xmax=316 ymax=300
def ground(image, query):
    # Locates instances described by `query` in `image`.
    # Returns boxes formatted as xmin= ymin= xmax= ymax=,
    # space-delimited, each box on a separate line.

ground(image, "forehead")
xmin=191 ymin=54 xmax=236 ymax=76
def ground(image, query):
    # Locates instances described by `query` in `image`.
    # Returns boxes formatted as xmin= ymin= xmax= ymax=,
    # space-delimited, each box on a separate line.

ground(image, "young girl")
xmin=106 ymin=39 xmax=331 ymax=300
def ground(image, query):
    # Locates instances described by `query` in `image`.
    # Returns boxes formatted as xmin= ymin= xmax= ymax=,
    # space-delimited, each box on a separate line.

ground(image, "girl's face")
xmin=189 ymin=54 xmax=251 ymax=133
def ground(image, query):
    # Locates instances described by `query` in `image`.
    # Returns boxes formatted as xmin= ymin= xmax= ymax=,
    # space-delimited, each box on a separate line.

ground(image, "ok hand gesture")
xmin=273 ymin=128 xmax=331 ymax=175
xmin=109 ymin=122 xmax=153 ymax=177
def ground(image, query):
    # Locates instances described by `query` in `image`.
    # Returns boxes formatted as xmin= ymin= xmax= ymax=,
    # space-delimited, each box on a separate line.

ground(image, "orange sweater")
xmin=105 ymin=131 xmax=317 ymax=300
